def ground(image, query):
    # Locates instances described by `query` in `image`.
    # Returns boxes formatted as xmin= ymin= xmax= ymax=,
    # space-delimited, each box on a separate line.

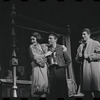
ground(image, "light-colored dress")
xmin=29 ymin=43 xmax=48 ymax=96
xmin=76 ymin=39 xmax=100 ymax=91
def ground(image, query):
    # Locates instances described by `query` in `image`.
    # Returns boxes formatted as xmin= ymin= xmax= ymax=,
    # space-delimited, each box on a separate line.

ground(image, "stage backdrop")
xmin=0 ymin=10 xmax=75 ymax=81
xmin=91 ymin=27 xmax=100 ymax=43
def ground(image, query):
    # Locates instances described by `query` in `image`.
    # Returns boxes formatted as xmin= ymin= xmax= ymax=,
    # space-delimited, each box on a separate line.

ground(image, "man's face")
xmin=82 ymin=31 xmax=90 ymax=42
xmin=48 ymin=35 xmax=57 ymax=45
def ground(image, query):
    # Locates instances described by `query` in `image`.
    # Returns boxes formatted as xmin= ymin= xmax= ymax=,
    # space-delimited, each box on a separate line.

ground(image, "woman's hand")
xmin=62 ymin=45 xmax=67 ymax=51
xmin=45 ymin=51 xmax=52 ymax=57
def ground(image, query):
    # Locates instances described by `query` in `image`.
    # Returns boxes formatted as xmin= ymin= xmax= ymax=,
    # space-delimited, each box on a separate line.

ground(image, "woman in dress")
xmin=29 ymin=32 xmax=52 ymax=97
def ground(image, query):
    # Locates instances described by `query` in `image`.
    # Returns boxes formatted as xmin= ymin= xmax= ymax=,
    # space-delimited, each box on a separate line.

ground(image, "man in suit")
xmin=47 ymin=32 xmax=71 ymax=99
xmin=76 ymin=28 xmax=100 ymax=98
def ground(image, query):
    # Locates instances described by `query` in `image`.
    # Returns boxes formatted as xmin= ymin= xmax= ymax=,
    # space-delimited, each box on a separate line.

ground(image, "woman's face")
xmin=30 ymin=36 xmax=37 ymax=45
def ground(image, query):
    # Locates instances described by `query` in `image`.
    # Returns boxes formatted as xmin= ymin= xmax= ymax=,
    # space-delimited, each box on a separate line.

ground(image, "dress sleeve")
xmin=29 ymin=45 xmax=46 ymax=67
xmin=41 ymin=44 xmax=48 ymax=53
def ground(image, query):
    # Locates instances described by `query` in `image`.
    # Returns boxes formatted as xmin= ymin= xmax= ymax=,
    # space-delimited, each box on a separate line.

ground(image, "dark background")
xmin=0 ymin=0 xmax=100 ymax=86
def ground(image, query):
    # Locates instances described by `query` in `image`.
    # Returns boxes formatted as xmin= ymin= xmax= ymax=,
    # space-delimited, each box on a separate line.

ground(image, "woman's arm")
xmin=29 ymin=45 xmax=46 ymax=67
xmin=29 ymin=45 xmax=52 ymax=67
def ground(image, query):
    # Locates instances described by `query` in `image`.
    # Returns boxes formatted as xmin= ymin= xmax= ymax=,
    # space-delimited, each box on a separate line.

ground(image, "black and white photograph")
xmin=0 ymin=0 xmax=100 ymax=100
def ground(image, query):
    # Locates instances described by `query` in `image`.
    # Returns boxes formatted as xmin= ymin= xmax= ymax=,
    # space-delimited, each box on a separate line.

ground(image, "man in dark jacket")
xmin=48 ymin=32 xmax=71 ymax=99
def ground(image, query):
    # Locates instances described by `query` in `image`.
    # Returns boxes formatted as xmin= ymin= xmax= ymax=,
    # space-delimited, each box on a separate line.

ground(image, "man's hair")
xmin=82 ymin=28 xmax=91 ymax=35
xmin=49 ymin=31 xmax=60 ymax=39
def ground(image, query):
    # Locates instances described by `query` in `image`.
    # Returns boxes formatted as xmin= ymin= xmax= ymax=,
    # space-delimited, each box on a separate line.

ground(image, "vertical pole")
xmin=11 ymin=4 xmax=18 ymax=97
xmin=63 ymin=25 xmax=76 ymax=80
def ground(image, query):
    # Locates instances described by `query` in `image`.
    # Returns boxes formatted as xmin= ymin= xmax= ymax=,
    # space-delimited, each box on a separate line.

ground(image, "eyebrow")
xmin=82 ymin=32 xmax=86 ymax=34
xmin=31 ymin=38 xmax=35 ymax=39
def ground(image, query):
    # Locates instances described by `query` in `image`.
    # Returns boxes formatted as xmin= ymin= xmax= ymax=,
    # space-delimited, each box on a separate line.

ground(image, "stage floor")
xmin=0 ymin=79 xmax=32 ymax=97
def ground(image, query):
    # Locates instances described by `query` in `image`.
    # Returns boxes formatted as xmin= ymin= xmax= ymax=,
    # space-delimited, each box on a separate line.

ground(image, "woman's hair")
xmin=31 ymin=32 xmax=42 ymax=43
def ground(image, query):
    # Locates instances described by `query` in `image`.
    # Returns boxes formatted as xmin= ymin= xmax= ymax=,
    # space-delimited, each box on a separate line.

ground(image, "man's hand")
xmin=84 ymin=54 xmax=89 ymax=59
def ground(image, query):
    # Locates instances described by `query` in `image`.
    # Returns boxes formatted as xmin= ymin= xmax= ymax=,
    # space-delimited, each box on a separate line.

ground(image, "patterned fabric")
xmin=31 ymin=64 xmax=48 ymax=95
xmin=29 ymin=44 xmax=49 ymax=96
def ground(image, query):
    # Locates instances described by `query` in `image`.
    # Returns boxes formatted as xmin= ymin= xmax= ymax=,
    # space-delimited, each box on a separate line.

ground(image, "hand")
xmin=84 ymin=54 xmax=88 ymax=59
xmin=62 ymin=45 xmax=67 ymax=51
xmin=45 ymin=51 xmax=52 ymax=57
xmin=79 ymin=53 xmax=82 ymax=57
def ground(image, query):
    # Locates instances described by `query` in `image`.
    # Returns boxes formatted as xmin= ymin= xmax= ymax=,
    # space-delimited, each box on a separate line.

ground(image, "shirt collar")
xmin=86 ymin=38 xmax=91 ymax=44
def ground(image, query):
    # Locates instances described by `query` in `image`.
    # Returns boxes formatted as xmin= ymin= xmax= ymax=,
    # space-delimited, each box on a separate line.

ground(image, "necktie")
xmin=82 ymin=43 xmax=87 ymax=59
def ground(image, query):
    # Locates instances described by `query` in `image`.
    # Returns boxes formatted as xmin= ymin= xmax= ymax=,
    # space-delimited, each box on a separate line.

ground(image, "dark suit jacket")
xmin=48 ymin=44 xmax=71 ymax=67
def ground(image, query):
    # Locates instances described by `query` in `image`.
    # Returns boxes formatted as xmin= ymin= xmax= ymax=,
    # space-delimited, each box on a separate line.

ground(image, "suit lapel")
xmin=49 ymin=44 xmax=59 ymax=52
xmin=85 ymin=39 xmax=93 ymax=54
